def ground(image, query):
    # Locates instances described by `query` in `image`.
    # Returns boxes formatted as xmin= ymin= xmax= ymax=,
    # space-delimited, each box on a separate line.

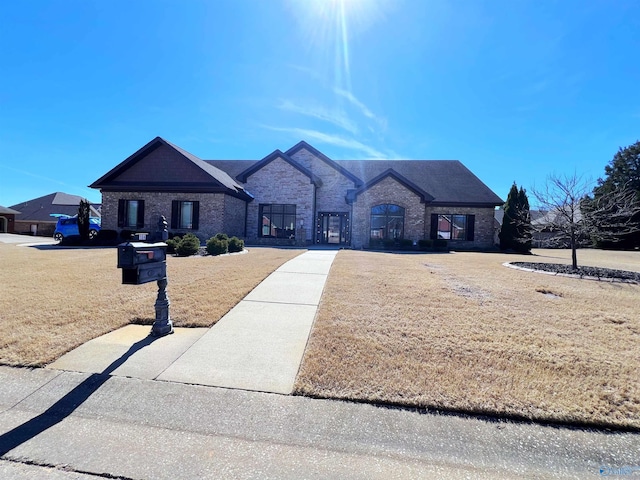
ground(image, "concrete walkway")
xmin=48 ymin=249 xmax=338 ymax=394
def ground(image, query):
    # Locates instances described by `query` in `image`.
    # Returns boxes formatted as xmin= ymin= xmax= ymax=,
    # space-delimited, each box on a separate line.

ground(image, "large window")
xmin=370 ymin=204 xmax=405 ymax=240
xmin=117 ymin=199 xmax=145 ymax=229
xmin=171 ymin=200 xmax=200 ymax=230
xmin=431 ymin=214 xmax=475 ymax=241
xmin=260 ymin=204 xmax=296 ymax=239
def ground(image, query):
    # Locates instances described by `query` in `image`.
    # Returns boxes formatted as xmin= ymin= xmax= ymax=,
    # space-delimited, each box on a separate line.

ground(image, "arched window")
xmin=370 ymin=204 xmax=405 ymax=240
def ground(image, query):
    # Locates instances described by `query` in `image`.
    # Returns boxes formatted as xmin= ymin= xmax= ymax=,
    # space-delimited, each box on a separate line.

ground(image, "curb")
xmin=502 ymin=262 xmax=639 ymax=284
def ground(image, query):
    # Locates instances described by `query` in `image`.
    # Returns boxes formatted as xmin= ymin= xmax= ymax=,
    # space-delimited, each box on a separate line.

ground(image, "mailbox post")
xmin=117 ymin=241 xmax=173 ymax=337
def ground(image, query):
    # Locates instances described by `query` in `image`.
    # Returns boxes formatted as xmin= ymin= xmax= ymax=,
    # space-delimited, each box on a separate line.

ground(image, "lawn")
xmin=294 ymin=248 xmax=640 ymax=429
xmin=2 ymin=241 xmax=639 ymax=429
xmin=0 ymin=244 xmax=302 ymax=367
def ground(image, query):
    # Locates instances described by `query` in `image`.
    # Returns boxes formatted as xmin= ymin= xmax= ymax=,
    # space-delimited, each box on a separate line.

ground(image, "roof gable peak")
xmin=285 ymin=141 xmax=363 ymax=187
xmin=236 ymin=149 xmax=321 ymax=186
xmin=347 ymin=168 xmax=435 ymax=204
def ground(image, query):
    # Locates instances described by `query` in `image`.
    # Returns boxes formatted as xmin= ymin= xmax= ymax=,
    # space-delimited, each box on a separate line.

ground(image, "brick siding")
xmin=351 ymin=177 xmax=426 ymax=249
xmin=428 ymin=206 xmax=496 ymax=249
xmin=242 ymin=157 xmax=315 ymax=244
xmin=101 ymin=191 xmax=245 ymax=242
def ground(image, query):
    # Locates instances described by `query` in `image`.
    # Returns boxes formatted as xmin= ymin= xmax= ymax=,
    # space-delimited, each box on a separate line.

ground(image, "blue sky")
xmin=1 ymin=0 xmax=639 ymax=208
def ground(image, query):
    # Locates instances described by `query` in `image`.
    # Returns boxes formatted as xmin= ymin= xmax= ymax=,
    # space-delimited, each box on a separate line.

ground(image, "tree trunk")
xmin=570 ymin=228 xmax=578 ymax=270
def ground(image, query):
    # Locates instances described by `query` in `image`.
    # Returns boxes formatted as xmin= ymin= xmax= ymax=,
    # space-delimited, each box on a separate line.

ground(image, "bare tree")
xmin=532 ymin=173 xmax=640 ymax=270
xmin=531 ymin=173 xmax=591 ymax=270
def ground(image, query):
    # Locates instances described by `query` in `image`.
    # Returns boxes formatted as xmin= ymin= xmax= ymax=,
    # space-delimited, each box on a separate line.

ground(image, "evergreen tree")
xmin=499 ymin=183 xmax=533 ymax=252
xmin=590 ymin=140 xmax=640 ymax=248
xmin=515 ymin=186 xmax=533 ymax=252
xmin=595 ymin=140 xmax=640 ymax=196
xmin=78 ymin=199 xmax=91 ymax=241
xmin=498 ymin=183 xmax=519 ymax=250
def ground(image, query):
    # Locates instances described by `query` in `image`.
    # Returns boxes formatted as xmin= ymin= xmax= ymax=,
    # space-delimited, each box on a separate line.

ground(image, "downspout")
xmin=312 ymin=181 xmax=317 ymax=244
xmin=244 ymin=199 xmax=248 ymax=238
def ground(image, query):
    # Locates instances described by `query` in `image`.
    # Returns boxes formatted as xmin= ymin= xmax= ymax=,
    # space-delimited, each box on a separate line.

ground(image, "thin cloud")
xmin=277 ymin=99 xmax=359 ymax=135
xmin=262 ymin=125 xmax=395 ymax=159
xmin=333 ymin=87 xmax=387 ymax=132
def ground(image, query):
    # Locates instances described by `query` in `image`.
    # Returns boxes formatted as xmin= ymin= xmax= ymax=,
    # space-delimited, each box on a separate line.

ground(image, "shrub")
xmin=165 ymin=236 xmax=181 ymax=254
xmin=206 ymin=236 xmax=228 ymax=256
xmin=120 ymin=230 xmax=133 ymax=241
xmin=95 ymin=229 xmax=119 ymax=246
xmin=175 ymin=233 xmax=200 ymax=256
xmin=59 ymin=235 xmax=82 ymax=246
xmin=383 ymin=239 xmax=396 ymax=250
xmin=418 ymin=239 xmax=433 ymax=250
xmin=228 ymin=236 xmax=244 ymax=253
xmin=433 ymin=239 xmax=448 ymax=250
xmin=215 ymin=233 xmax=229 ymax=241
xmin=399 ymin=239 xmax=414 ymax=250
xmin=368 ymin=239 xmax=384 ymax=249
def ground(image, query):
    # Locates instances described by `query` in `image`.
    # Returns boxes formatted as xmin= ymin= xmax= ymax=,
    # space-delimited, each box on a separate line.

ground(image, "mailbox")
xmin=117 ymin=242 xmax=167 ymax=285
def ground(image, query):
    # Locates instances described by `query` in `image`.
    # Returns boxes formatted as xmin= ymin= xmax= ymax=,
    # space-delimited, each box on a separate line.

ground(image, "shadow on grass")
xmin=0 ymin=335 xmax=158 ymax=456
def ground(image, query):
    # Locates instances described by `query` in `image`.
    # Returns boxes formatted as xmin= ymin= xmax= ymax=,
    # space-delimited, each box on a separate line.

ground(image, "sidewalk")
xmin=2 ymin=366 xmax=638 ymax=479
xmin=48 ymin=249 xmax=339 ymax=394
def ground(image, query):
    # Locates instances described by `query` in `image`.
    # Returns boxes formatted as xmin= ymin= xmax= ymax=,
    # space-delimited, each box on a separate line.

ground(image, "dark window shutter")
xmin=192 ymin=201 xmax=200 ymax=230
xmin=137 ymin=201 xmax=145 ymax=229
xmin=430 ymin=214 xmax=438 ymax=240
xmin=171 ymin=201 xmax=179 ymax=229
xmin=117 ymin=200 xmax=125 ymax=228
xmin=467 ymin=215 xmax=475 ymax=241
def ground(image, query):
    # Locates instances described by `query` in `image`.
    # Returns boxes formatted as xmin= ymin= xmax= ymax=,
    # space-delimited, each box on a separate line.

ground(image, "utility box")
xmin=117 ymin=242 xmax=167 ymax=285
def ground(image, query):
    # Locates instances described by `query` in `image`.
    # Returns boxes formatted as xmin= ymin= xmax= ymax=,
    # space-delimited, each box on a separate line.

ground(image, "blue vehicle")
xmin=52 ymin=214 xmax=101 ymax=242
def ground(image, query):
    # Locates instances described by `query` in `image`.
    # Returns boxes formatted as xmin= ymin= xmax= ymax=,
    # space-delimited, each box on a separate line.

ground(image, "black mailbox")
xmin=117 ymin=242 xmax=167 ymax=285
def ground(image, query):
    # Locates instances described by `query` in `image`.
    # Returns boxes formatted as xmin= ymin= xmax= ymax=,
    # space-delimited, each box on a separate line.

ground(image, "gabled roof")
xmin=285 ymin=141 xmax=363 ymax=187
xmin=90 ymin=137 xmax=253 ymax=201
xmin=235 ymin=149 xmax=322 ymax=186
xmin=9 ymin=192 xmax=99 ymax=222
xmin=336 ymin=160 xmax=503 ymax=206
xmin=346 ymin=168 xmax=435 ymax=204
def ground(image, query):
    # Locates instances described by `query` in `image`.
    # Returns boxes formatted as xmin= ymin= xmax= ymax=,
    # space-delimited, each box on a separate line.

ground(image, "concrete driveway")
xmin=0 ymin=233 xmax=57 ymax=245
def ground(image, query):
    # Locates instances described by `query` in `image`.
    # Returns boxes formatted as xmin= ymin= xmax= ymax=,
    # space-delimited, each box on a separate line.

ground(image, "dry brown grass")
xmin=0 ymin=244 xmax=302 ymax=367
xmin=294 ymin=248 xmax=640 ymax=429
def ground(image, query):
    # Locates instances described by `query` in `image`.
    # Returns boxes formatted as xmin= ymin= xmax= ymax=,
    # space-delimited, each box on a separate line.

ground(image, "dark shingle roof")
xmin=99 ymin=138 xmax=502 ymax=207
xmin=90 ymin=137 xmax=252 ymax=200
xmin=335 ymin=160 xmax=503 ymax=206
xmin=9 ymin=192 xmax=98 ymax=222
xmin=211 ymin=157 xmax=502 ymax=206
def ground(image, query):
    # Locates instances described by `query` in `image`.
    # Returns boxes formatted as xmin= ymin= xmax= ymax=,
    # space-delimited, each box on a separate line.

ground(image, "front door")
xmin=317 ymin=212 xmax=349 ymax=245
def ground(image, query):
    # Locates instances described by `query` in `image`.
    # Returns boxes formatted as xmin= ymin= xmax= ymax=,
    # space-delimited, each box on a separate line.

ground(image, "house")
xmin=9 ymin=192 xmax=101 ymax=237
xmin=90 ymin=137 xmax=503 ymax=249
xmin=0 ymin=206 xmax=20 ymax=233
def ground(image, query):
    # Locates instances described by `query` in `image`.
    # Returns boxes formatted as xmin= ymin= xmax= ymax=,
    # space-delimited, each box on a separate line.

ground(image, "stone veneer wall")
xmin=241 ymin=157 xmax=315 ymax=243
xmin=351 ymin=177 xmax=426 ymax=249
xmin=101 ymin=191 xmax=245 ymax=242
xmin=427 ymin=205 xmax=496 ymax=249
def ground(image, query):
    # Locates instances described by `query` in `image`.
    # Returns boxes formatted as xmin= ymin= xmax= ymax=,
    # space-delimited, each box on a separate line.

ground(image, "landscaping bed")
xmin=510 ymin=262 xmax=640 ymax=283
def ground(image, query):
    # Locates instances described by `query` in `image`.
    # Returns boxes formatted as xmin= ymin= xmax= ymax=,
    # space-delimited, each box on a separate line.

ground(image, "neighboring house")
xmin=494 ymin=207 xmax=547 ymax=247
xmin=531 ymin=207 xmax=584 ymax=248
xmin=0 ymin=206 xmax=20 ymax=233
xmin=90 ymin=137 xmax=504 ymax=249
xmin=9 ymin=192 xmax=101 ymax=237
